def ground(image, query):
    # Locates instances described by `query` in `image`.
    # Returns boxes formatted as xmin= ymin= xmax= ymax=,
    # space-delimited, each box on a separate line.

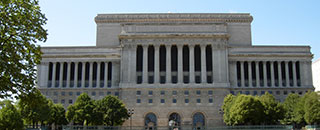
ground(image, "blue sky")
xmin=39 ymin=0 xmax=320 ymax=61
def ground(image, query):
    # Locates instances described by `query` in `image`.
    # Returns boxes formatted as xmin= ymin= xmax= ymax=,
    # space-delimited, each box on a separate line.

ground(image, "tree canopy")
xmin=0 ymin=100 xmax=24 ymax=130
xmin=66 ymin=93 xmax=95 ymax=125
xmin=0 ymin=0 xmax=47 ymax=99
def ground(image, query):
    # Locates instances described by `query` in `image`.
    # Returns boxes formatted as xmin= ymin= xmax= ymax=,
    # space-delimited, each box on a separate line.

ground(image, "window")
xmin=68 ymin=92 xmax=73 ymax=96
xmin=185 ymin=99 xmax=189 ymax=103
xmin=276 ymin=91 xmax=280 ymax=95
xmin=115 ymin=92 xmax=119 ymax=96
xmin=208 ymin=90 xmax=213 ymax=95
xmin=209 ymin=98 xmax=213 ymax=103
xmin=99 ymin=92 xmax=104 ymax=96
xmin=61 ymin=92 xmax=65 ymax=96
xmin=284 ymin=91 xmax=288 ymax=95
xmin=92 ymin=91 xmax=96 ymax=96
xmin=291 ymin=91 xmax=295 ymax=94
xmin=148 ymin=99 xmax=153 ymax=103
xmin=230 ymin=91 xmax=235 ymax=95
xmin=69 ymin=99 xmax=73 ymax=104
xmin=137 ymin=99 xmax=141 ymax=103
xmin=268 ymin=91 xmax=273 ymax=94
xmin=53 ymin=99 xmax=58 ymax=103
xmin=172 ymin=91 xmax=177 ymax=96
xmin=245 ymin=91 xmax=250 ymax=95
xmin=196 ymin=90 xmax=201 ymax=95
xmin=136 ymin=91 xmax=141 ymax=95
xmin=148 ymin=91 xmax=153 ymax=96
xmin=107 ymin=91 xmax=111 ymax=95
xmin=161 ymin=99 xmax=165 ymax=103
xmin=253 ymin=91 xmax=258 ymax=95
xmin=173 ymin=99 xmax=177 ymax=103
xmin=184 ymin=91 xmax=189 ymax=96
xmin=160 ymin=91 xmax=165 ymax=95
xmin=197 ymin=99 xmax=201 ymax=103
xmin=76 ymin=92 xmax=81 ymax=96
xmin=61 ymin=99 xmax=65 ymax=104
xmin=54 ymin=91 xmax=58 ymax=96
xmin=298 ymin=91 xmax=303 ymax=95
xmin=261 ymin=91 xmax=265 ymax=95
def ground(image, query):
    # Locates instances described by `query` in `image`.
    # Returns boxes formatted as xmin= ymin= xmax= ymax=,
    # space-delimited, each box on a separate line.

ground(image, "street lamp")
xmin=128 ymin=108 xmax=134 ymax=130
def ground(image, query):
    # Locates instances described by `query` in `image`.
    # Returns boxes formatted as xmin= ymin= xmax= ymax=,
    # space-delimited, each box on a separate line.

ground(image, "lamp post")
xmin=128 ymin=108 xmax=134 ymax=130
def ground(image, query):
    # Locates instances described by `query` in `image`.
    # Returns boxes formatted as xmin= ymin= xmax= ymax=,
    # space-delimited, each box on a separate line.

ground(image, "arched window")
xmin=168 ymin=113 xmax=181 ymax=128
xmin=193 ymin=112 xmax=205 ymax=129
xmin=145 ymin=113 xmax=157 ymax=130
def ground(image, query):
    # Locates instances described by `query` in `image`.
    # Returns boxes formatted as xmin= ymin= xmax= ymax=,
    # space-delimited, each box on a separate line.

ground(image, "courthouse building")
xmin=37 ymin=13 xmax=314 ymax=127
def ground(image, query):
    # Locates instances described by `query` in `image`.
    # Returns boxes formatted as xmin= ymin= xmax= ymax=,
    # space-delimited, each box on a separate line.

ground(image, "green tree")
xmin=281 ymin=93 xmax=300 ymax=125
xmin=95 ymin=95 xmax=129 ymax=126
xmin=259 ymin=93 xmax=285 ymax=125
xmin=66 ymin=93 xmax=95 ymax=125
xmin=0 ymin=0 xmax=47 ymax=99
xmin=222 ymin=94 xmax=236 ymax=125
xmin=0 ymin=100 xmax=24 ymax=130
xmin=18 ymin=89 xmax=50 ymax=128
xmin=303 ymin=92 xmax=320 ymax=124
xmin=228 ymin=95 xmax=264 ymax=125
xmin=47 ymin=101 xmax=68 ymax=127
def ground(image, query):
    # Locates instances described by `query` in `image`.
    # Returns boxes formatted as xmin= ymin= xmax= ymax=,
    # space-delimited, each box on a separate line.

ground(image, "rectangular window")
xmin=148 ymin=99 xmax=153 ymax=103
xmin=197 ymin=99 xmax=201 ymax=103
xmin=107 ymin=91 xmax=111 ymax=95
xmin=76 ymin=92 xmax=81 ymax=96
xmin=284 ymin=91 xmax=288 ymax=95
xmin=148 ymin=91 xmax=153 ymax=96
xmin=230 ymin=91 xmax=235 ymax=95
xmin=136 ymin=99 xmax=141 ymax=103
xmin=172 ymin=91 xmax=177 ymax=96
xmin=61 ymin=92 xmax=65 ymax=96
xmin=208 ymin=90 xmax=213 ymax=95
xmin=54 ymin=91 xmax=58 ymax=96
xmin=209 ymin=98 xmax=213 ymax=103
xmin=99 ymin=92 xmax=104 ymax=96
xmin=245 ymin=91 xmax=250 ymax=95
xmin=161 ymin=99 xmax=165 ymax=103
xmin=69 ymin=99 xmax=73 ymax=104
xmin=185 ymin=99 xmax=189 ymax=103
xmin=276 ymin=91 xmax=280 ymax=95
xmin=68 ymin=92 xmax=73 ymax=96
xmin=61 ymin=99 xmax=65 ymax=104
xmin=268 ymin=91 xmax=273 ymax=94
xmin=115 ymin=92 xmax=119 ymax=96
xmin=53 ymin=99 xmax=58 ymax=103
xmin=161 ymin=91 xmax=165 ymax=95
xmin=261 ymin=91 xmax=265 ymax=95
xmin=184 ymin=90 xmax=189 ymax=96
xmin=173 ymin=99 xmax=177 ymax=103
xmin=92 ymin=91 xmax=96 ymax=96
xmin=196 ymin=90 xmax=201 ymax=95
xmin=253 ymin=91 xmax=258 ymax=95
xmin=136 ymin=91 xmax=141 ymax=95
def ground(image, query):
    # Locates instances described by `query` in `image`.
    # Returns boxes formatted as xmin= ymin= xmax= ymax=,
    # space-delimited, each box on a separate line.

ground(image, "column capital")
xmin=200 ymin=43 xmax=207 ymax=48
xmin=154 ymin=43 xmax=160 ymax=48
xmin=165 ymin=44 xmax=171 ymax=48
xmin=189 ymin=43 xmax=195 ymax=48
xmin=176 ymin=43 xmax=184 ymax=48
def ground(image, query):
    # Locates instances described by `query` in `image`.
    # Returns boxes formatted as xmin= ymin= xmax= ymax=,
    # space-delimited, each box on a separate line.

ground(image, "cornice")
xmin=95 ymin=13 xmax=253 ymax=23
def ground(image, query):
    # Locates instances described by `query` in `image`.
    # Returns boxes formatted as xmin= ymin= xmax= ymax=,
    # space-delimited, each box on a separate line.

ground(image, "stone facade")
xmin=37 ymin=13 xmax=314 ymax=128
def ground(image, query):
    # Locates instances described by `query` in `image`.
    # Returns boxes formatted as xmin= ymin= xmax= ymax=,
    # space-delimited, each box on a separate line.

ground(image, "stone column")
xmin=278 ymin=61 xmax=282 ymax=87
xmin=154 ymin=44 xmax=160 ymax=84
xmin=52 ymin=62 xmax=56 ymax=87
xmin=189 ymin=44 xmax=195 ymax=83
xmin=200 ymin=44 xmax=207 ymax=83
xmin=230 ymin=61 xmax=237 ymax=87
xmin=240 ymin=61 xmax=245 ymax=87
xmin=66 ymin=62 xmax=71 ymax=87
xmin=81 ymin=62 xmax=86 ymax=88
xmin=89 ymin=62 xmax=93 ymax=87
xmin=248 ymin=61 xmax=252 ymax=87
xmin=255 ymin=61 xmax=260 ymax=87
xmin=142 ymin=44 xmax=148 ymax=84
xmin=292 ymin=61 xmax=297 ymax=87
xmin=74 ymin=62 xmax=78 ymax=87
xmin=263 ymin=61 xmax=267 ymax=87
xmin=97 ymin=62 xmax=101 ymax=87
xmin=270 ymin=61 xmax=275 ymax=87
xmin=59 ymin=62 xmax=63 ymax=88
xmin=211 ymin=44 xmax=215 ymax=82
xmin=131 ymin=44 xmax=137 ymax=83
xmin=166 ymin=45 xmax=172 ymax=83
xmin=285 ymin=61 xmax=290 ymax=87
xmin=104 ymin=62 xmax=109 ymax=87
xmin=177 ymin=44 xmax=183 ymax=83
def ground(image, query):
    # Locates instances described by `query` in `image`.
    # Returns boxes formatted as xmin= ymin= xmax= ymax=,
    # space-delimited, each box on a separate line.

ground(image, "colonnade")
xmin=47 ymin=61 xmax=115 ymax=88
xmin=124 ymin=42 xmax=228 ymax=84
xmin=234 ymin=61 xmax=301 ymax=87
